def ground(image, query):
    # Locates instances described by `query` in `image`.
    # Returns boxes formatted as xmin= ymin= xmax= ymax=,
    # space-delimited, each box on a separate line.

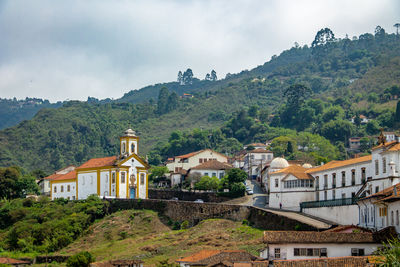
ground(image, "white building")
xmin=188 ymin=160 xmax=233 ymax=179
xmin=269 ymin=165 xmax=315 ymax=211
xmin=48 ymin=129 xmax=149 ymax=200
xmin=358 ymin=183 xmax=400 ymax=232
xmin=40 ymin=165 xmax=76 ymax=196
xmin=243 ymin=148 xmax=273 ymax=180
xmin=260 ymin=230 xmax=389 ymax=261
xmin=166 ymin=149 xmax=228 ymax=173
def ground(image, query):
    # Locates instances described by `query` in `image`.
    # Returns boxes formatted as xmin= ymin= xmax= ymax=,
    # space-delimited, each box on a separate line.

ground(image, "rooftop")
xmin=77 ymin=156 xmax=117 ymax=169
xmin=270 ymin=165 xmax=313 ymax=180
xmin=361 ymin=182 xmax=400 ymax=202
xmin=247 ymin=148 xmax=272 ymax=153
xmin=274 ymin=256 xmax=372 ymax=267
xmin=191 ymin=160 xmax=233 ymax=170
xmin=176 ymin=250 xmax=258 ymax=264
xmin=51 ymin=170 xmax=76 ymax=181
xmin=0 ymin=257 xmax=30 ymax=265
xmin=263 ymin=228 xmax=394 ymax=244
xmin=306 ymin=155 xmax=372 ymax=173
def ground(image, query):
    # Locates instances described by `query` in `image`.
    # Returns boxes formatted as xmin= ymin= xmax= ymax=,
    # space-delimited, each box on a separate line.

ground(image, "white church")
xmin=44 ymin=129 xmax=149 ymax=200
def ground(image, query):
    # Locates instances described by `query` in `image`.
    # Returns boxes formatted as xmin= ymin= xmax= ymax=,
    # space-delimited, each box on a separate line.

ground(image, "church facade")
xmin=48 ymin=129 xmax=149 ymax=200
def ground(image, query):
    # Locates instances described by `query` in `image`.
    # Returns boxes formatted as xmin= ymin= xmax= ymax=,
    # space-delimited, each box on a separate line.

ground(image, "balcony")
xmin=300 ymin=197 xmax=359 ymax=210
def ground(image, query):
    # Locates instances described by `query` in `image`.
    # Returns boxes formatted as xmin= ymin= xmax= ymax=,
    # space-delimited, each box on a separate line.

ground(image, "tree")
xmin=366 ymin=120 xmax=380 ymax=135
xmin=194 ymin=176 xmax=219 ymax=191
xmin=394 ymin=23 xmax=400 ymax=35
xmin=374 ymin=25 xmax=385 ymax=39
xmin=205 ymin=73 xmax=211 ymax=81
xmin=149 ymin=166 xmax=169 ymax=181
xmin=320 ymin=120 xmax=355 ymax=143
xmin=395 ymin=100 xmax=400 ymax=123
xmin=183 ymin=68 xmax=194 ymax=85
xmin=66 ymin=251 xmax=95 ymax=267
xmin=210 ymin=70 xmax=217 ymax=81
xmin=177 ymin=71 xmax=183 ymax=85
xmin=377 ymin=238 xmax=400 ymax=266
xmin=311 ymin=28 xmax=335 ymax=48
xmin=157 ymin=87 xmax=170 ymax=115
xmin=167 ymin=92 xmax=179 ymax=112
xmin=226 ymin=168 xmax=247 ymax=184
xmin=283 ymin=84 xmax=313 ymax=110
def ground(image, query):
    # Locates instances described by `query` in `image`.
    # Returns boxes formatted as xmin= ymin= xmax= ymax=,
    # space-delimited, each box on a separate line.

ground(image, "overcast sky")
xmin=0 ymin=0 xmax=399 ymax=102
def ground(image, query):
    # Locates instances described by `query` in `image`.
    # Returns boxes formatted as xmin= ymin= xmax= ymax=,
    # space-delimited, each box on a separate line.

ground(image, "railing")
xmin=300 ymin=197 xmax=359 ymax=210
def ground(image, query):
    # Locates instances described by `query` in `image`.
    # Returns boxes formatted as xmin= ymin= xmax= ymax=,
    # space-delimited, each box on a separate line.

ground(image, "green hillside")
xmin=1 ymin=27 xmax=400 ymax=173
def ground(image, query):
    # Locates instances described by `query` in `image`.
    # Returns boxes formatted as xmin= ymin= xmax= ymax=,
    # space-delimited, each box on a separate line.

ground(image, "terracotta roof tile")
xmin=324 ymin=225 xmax=372 ymax=233
xmin=361 ymin=183 xmax=400 ymax=201
xmin=274 ymin=256 xmax=369 ymax=267
xmin=0 ymin=257 xmax=30 ymax=264
xmin=51 ymin=170 xmax=76 ymax=181
xmin=306 ymin=155 xmax=371 ymax=173
xmin=372 ymin=140 xmax=398 ymax=150
xmin=177 ymin=250 xmax=222 ymax=262
xmin=77 ymin=156 xmax=117 ymax=169
xmin=263 ymin=231 xmax=377 ymax=243
xmin=191 ymin=160 xmax=233 ymax=170
xmin=176 ymin=150 xmax=205 ymax=159
xmin=270 ymin=165 xmax=313 ymax=180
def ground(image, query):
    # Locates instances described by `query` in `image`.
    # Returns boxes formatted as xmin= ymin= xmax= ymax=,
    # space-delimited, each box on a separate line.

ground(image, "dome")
xmin=269 ymin=157 xmax=289 ymax=170
xmin=302 ymin=163 xmax=313 ymax=168
xmin=124 ymin=128 xmax=137 ymax=137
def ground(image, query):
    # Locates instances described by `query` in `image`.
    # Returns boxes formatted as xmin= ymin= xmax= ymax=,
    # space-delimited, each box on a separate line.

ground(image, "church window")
xmin=54 ymin=186 xmax=57 ymax=193
xmin=131 ymin=143 xmax=135 ymax=153
xmin=140 ymin=173 xmax=145 ymax=185
xmin=121 ymin=172 xmax=126 ymax=184
xmin=375 ymin=160 xmax=379 ymax=175
xmin=112 ymin=173 xmax=116 ymax=183
xmin=67 ymin=185 xmax=70 ymax=192
xmin=122 ymin=142 xmax=126 ymax=153
xmin=383 ymin=157 xmax=387 ymax=173
xmin=61 ymin=185 xmax=64 ymax=192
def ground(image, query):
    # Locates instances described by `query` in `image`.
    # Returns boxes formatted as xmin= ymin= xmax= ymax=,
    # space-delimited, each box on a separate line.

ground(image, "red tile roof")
xmin=361 ymin=183 xmax=400 ymax=201
xmin=51 ymin=170 xmax=76 ymax=181
xmin=176 ymin=150 xmax=205 ymax=159
xmin=0 ymin=257 xmax=30 ymax=264
xmin=77 ymin=156 xmax=117 ymax=169
xmin=177 ymin=250 xmax=221 ymax=262
xmin=191 ymin=160 xmax=233 ymax=170
xmin=271 ymin=165 xmax=313 ymax=180
xmin=324 ymin=225 xmax=372 ymax=233
xmin=306 ymin=155 xmax=371 ymax=173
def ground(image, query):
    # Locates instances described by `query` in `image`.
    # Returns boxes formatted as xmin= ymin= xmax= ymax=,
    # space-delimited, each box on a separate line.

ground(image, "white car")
xmin=194 ymin=199 xmax=204 ymax=203
xmin=247 ymin=190 xmax=254 ymax=195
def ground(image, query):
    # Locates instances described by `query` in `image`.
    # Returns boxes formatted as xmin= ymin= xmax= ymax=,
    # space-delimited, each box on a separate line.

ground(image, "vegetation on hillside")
xmin=0 ymin=26 xmax=400 ymax=173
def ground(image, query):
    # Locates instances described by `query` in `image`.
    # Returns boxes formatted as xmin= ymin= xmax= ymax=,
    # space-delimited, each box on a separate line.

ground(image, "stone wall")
xmin=148 ymin=188 xmax=231 ymax=203
xmin=107 ymin=199 xmax=318 ymax=231
xmin=302 ymin=205 xmax=359 ymax=225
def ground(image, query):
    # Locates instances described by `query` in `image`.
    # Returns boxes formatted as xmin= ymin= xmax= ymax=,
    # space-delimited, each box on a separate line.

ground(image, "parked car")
xmin=194 ymin=199 xmax=204 ymax=203
xmin=246 ymin=190 xmax=254 ymax=195
xmin=171 ymin=197 xmax=178 ymax=201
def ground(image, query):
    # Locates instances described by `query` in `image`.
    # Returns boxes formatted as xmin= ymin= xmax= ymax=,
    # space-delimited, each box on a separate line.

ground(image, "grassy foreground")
xmin=60 ymin=209 xmax=264 ymax=265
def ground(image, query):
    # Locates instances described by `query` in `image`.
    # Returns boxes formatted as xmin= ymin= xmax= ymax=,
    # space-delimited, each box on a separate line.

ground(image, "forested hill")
xmin=1 ymin=27 xmax=400 ymax=173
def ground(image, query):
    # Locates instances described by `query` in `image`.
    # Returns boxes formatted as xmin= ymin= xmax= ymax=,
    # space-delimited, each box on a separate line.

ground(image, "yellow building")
xmin=48 ymin=129 xmax=149 ymax=200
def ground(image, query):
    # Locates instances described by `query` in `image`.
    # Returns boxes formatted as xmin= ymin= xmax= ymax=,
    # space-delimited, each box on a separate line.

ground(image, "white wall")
xmin=166 ymin=150 xmax=228 ymax=172
xmin=262 ymin=243 xmax=380 ymax=260
xmin=77 ymin=171 xmax=97 ymax=200
xmin=100 ymin=171 xmax=110 ymax=197
xmin=190 ymin=169 xmax=226 ymax=179
xmin=303 ymin=205 xmax=359 ymax=225
xmin=52 ymin=181 xmax=76 ymax=200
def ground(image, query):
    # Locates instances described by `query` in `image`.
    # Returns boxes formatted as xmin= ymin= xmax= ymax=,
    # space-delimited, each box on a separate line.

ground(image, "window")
xmin=315 ymin=176 xmax=319 ymax=189
xmin=383 ymin=157 xmax=387 ymax=173
xmin=67 ymin=185 xmax=70 ymax=192
xmin=60 ymin=185 xmax=64 ymax=192
xmin=219 ymin=172 xmax=224 ymax=179
xmin=361 ymin=168 xmax=366 ymax=183
xmin=351 ymin=169 xmax=355 ymax=185
xmin=391 ymin=210 xmax=394 ymax=225
xmin=199 ymin=159 xmax=203 ymax=163
xmin=352 ymin=192 xmax=355 ymax=198
xmin=342 ymin=171 xmax=346 ymax=187
xmin=140 ymin=173 xmax=145 ymax=185
xmin=375 ymin=186 xmax=379 ymax=193
xmin=332 ymin=173 xmax=336 ymax=188
xmin=106 ymin=174 xmax=109 ymax=183
xmin=324 ymin=191 xmax=327 ymax=200
xmin=375 ymin=160 xmax=379 ymax=175
xmin=72 ymin=196 xmax=76 ymax=200
xmin=274 ymin=248 xmax=280 ymax=259
xmin=204 ymin=172 xmax=209 ymax=177
xmin=54 ymin=186 xmax=57 ymax=193
xmin=121 ymin=172 xmax=126 ymax=184
xmin=131 ymin=143 xmax=135 ymax=154
xmin=342 ymin=193 xmax=346 ymax=199
xmin=122 ymin=142 xmax=126 ymax=153
xmin=275 ymin=179 xmax=279 ymax=188
xmin=320 ymin=248 xmax=327 ymax=257
xmin=332 ymin=190 xmax=335 ymax=200
xmin=112 ymin=173 xmax=116 ymax=183
xmin=324 ymin=175 xmax=328 ymax=188
xmin=262 ymin=155 xmax=266 ymax=160
xmin=211 ymin=172 xmax=216 ymax=177
xmin=351 ymin=248 xmax=365 ymax=256
xmin=294 ymin=248 xmax=326 ymax=257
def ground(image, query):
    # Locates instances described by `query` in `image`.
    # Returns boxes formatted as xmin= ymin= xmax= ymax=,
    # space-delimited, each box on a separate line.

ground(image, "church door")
xmin=130 ymin=188 xmax=136 ymax=199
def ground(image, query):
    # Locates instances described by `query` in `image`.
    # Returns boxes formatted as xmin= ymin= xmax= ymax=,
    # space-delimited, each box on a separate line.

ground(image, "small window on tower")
xmin=112 ymin=173 xmax=116 ymax=183
xmin=131 ymin=143 xmax=135 ymax=154
xmin=122 ymin=142 xmax=126 ymax=153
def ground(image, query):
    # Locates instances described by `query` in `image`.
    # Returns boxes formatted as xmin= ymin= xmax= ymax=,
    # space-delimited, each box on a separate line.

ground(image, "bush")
xmin=172 ymin=221 xmax=181 ymax=230
xmin=66 ymin=251 xmax=95 ymax=267
xmin=242 ymin=219 xmax=249 ymax=225
xmin=181 ymin=220 xmax=189 ymax=229
xmin=119 ymin=231 xmax=128 ymax=239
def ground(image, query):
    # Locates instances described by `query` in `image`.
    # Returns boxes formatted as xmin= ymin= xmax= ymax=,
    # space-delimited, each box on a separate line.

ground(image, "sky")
xmin=0 ymin=0 xmax=399 ymax=102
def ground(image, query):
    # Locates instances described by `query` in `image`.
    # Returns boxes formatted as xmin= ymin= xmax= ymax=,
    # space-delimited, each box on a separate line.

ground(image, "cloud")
xmin=0 ymin=0 xmax=398 ymax=101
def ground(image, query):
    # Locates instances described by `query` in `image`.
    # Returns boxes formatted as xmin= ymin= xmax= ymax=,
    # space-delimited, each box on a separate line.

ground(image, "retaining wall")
xmin=148 ymin=188 xmax=231 ymax=203
xmin=302 ymin=205 xmax=359 ymax=225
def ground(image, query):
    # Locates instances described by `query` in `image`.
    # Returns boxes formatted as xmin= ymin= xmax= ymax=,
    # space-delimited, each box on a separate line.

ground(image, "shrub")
xmin=119 ymin=231 xmax=128 ymax=239
xmin=294 ymin=224 xmax=301 ymax=231
xmin=172 ymin=221 xmax=181 ymax=230
xmin=66 ymin=251 xmax=95 ymax=267
xmin=181 ymin=220 xmax=189 ymax=229
xmin=242 ymin=219 xmax=249 ymax=225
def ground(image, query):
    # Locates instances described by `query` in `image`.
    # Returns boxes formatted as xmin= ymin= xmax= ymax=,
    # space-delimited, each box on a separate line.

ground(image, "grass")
xmin=60 ymin=209 xmax=265 ymax=265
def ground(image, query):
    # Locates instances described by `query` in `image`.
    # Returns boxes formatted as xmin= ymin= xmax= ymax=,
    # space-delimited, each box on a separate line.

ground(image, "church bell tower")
xmin=120 ymin=129 xmax=139 ymax=157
